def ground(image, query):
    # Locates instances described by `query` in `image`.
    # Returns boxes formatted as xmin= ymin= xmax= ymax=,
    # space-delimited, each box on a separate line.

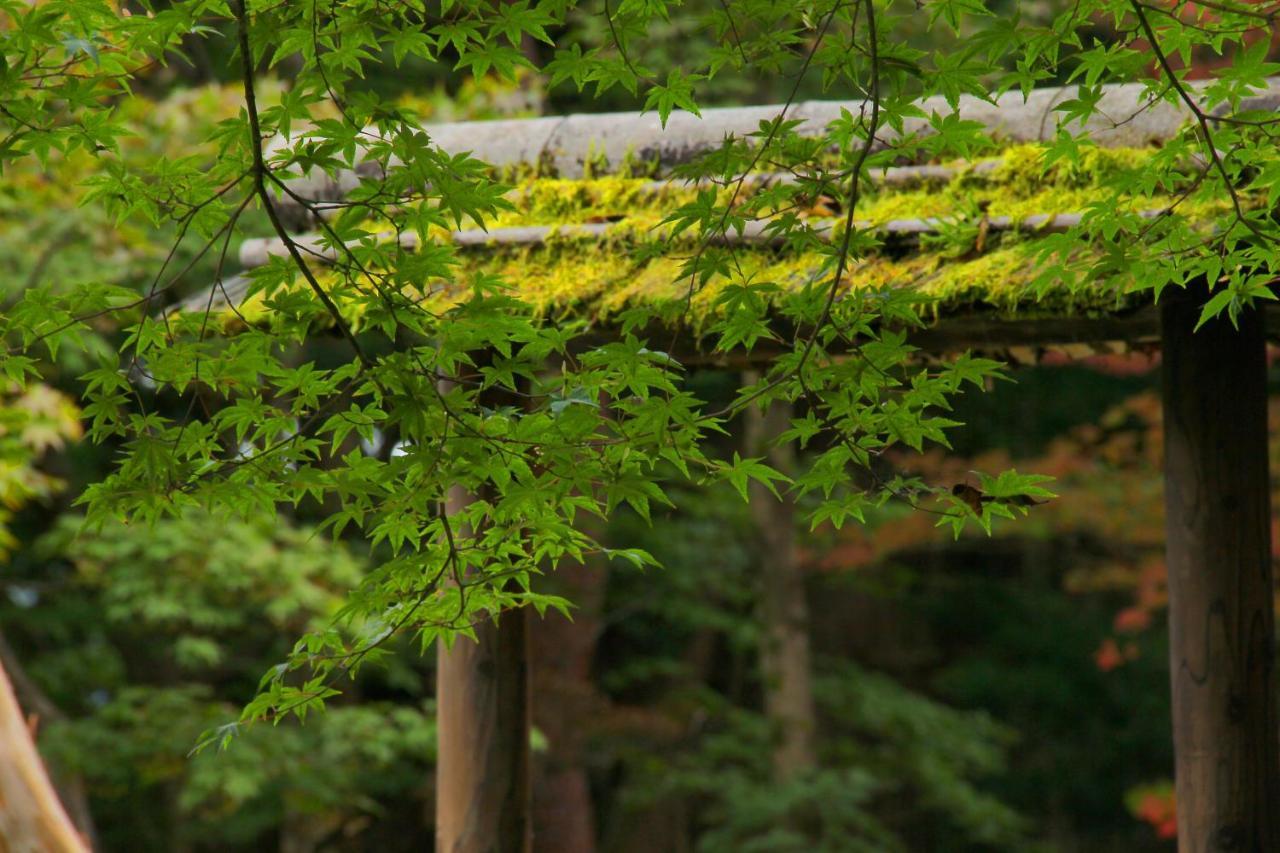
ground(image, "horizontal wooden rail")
xmin=278 ymin=160 xmax=1007 ymax=222
xmin=264 ymin=78 xmax=1280 ymax=218
xmin=237 ymin=207 xmax=1167 ymax=268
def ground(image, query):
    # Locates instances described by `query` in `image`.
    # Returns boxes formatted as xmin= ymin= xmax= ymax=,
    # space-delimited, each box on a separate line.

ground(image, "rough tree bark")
xmin=1160 ymin=288 xmax=1279 ymax=852
xmin=743 ymin=386 xmax=816 ymax=779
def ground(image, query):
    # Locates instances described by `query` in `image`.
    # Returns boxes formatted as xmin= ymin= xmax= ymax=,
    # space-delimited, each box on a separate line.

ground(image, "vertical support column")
xmin=744 ymin=384 xmax=816 ymax=779
xmin=435 ymin=376 xmax=532 ymax=853
xmin=531 ymin=544 xmax=605 ymax=853
xmin=436 ymin=600 xmax=531 ymax=852
xmin=531 ymin=367 xmax=606 ymax=852
xmin=1161 ymin=289 xmax=1279 ymax=851
xmin=0 ymin=659 xmax=88 ymax=852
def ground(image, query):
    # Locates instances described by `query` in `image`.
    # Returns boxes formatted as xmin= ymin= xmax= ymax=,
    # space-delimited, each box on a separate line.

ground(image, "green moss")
xmin=489 ymin=176 xmax=690 ymax=228
xmin=197 ymin=141 xmax=1225 ymax=333
xmin=404 ymin=228 xmax=1135 ymax=326
xmin=464 ymin=143 xmax=1209 ymax=238
xmin=195 ymin=231 xmax=1138 ymax=337
xmin=856 ymin=144 xmax=1187 ymax=225
xmin=989 ymin=143 xmax=1154 ymax=191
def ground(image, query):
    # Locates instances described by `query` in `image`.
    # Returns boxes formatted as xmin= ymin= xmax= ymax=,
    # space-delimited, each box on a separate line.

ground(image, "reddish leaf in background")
xmin=1094 ymin=638 xmax=1124 ymax=672
xmin=1128 ymin=783 xmax=1177 ymax=840
xmin=1113 ymin=606 xmax=1152 ymax=634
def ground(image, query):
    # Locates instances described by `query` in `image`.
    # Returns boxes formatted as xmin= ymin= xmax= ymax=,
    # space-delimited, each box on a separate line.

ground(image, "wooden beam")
xmin=174 ymin=271 xmax=1280 ymax=368
xmin=269 ymin=77 xmax=1280 ymax=219
xmin=1160 ymin=289 xmax=1280 ymax=851
xmin=278 ymin=161 xmax=1004 ymax=223
xmin=236 ymin=207 xmax=1169 ymax=269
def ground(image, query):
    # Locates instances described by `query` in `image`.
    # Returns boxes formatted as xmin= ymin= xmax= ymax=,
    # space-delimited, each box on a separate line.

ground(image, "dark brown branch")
xmin=233 ymin=0 xmax=371 ymax=369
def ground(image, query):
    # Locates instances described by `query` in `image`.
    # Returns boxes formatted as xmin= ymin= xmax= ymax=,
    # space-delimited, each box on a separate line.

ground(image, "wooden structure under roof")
xmin=176 ymin=79 xmax=1280 ymax=851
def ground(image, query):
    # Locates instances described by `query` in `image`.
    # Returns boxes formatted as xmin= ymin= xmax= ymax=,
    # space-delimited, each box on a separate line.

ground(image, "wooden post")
xmin=435 ymin=474 xmax=532 ymax=849
xmin=1160 ymin=289 xmax=1279 ymax=851
xmin=0 ymin=631 xmax=97 ymax=848
xmin=531 ymin=549 xmax=605 ymax=853
xmin=0 ymin=659 xmax=89 ymax=852
xmin=744 ymin=388 xmax=817 ymax=779
xmin=529 ymin=366 xmax=605 ymax=852
xmin=436 ymin=604 xmax=531 ymax=853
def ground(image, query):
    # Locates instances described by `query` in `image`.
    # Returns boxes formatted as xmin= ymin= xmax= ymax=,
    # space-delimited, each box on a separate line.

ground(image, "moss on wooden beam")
xmin=269 ymin=78 xmax=1280 ymax=217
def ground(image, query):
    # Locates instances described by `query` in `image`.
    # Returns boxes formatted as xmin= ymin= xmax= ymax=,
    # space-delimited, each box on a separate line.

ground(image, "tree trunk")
xmin=436 ymin=485 xmax=532 ymax=853
xmin=0 ymin=658 xmax=90 ymax=852
xmin=1160 ymin=288 xmax=1279 ymax=852
xmin=743 ymin=389 xmax=816 ymax=780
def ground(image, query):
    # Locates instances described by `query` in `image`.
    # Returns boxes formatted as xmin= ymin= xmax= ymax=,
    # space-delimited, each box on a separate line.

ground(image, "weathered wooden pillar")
xmin=1160 ymin=289 xmax=1279 ymax=852
xmin=530 ymin=371 xmax=606 ymax=853
xmin=744 ymin=386 xmax=816 ymax=779
xmin=435 ymin=448 xmax=532 ymax=850
xmin=0 ymin=658 xmax=88 ymax=852
xmin=531 ymin=547 xmax=605 ymax=853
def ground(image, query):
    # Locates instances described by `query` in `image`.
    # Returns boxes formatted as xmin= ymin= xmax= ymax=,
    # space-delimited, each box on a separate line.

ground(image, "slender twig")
xmin=234 ymin=0 xmax=372 ymax=368
xmin=1131 ymin=0 xmax=1270 ymax=247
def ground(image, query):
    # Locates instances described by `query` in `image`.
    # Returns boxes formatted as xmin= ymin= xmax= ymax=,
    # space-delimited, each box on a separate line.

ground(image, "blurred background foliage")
xmin=0 ymin=294 xmax=1195 ymax=851
xmin=2 ymin=0 xmax=1257 ymax=849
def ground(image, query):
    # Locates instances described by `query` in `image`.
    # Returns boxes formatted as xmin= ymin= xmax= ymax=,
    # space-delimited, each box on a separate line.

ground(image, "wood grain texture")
xmin=530 ymin=551 xmax=605 ymax=853
xmin=435 ymin=477 xmax=532 ymax=852
xmin=0 ymin=660 xmax=89 ymax=853
xmin=1160 ymin=289 xmax=1279 ymax=852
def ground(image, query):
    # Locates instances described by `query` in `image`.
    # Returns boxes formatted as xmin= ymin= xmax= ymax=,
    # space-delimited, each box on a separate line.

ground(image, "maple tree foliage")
xmin=3 ymin=0 xmax=1280 ymax=749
